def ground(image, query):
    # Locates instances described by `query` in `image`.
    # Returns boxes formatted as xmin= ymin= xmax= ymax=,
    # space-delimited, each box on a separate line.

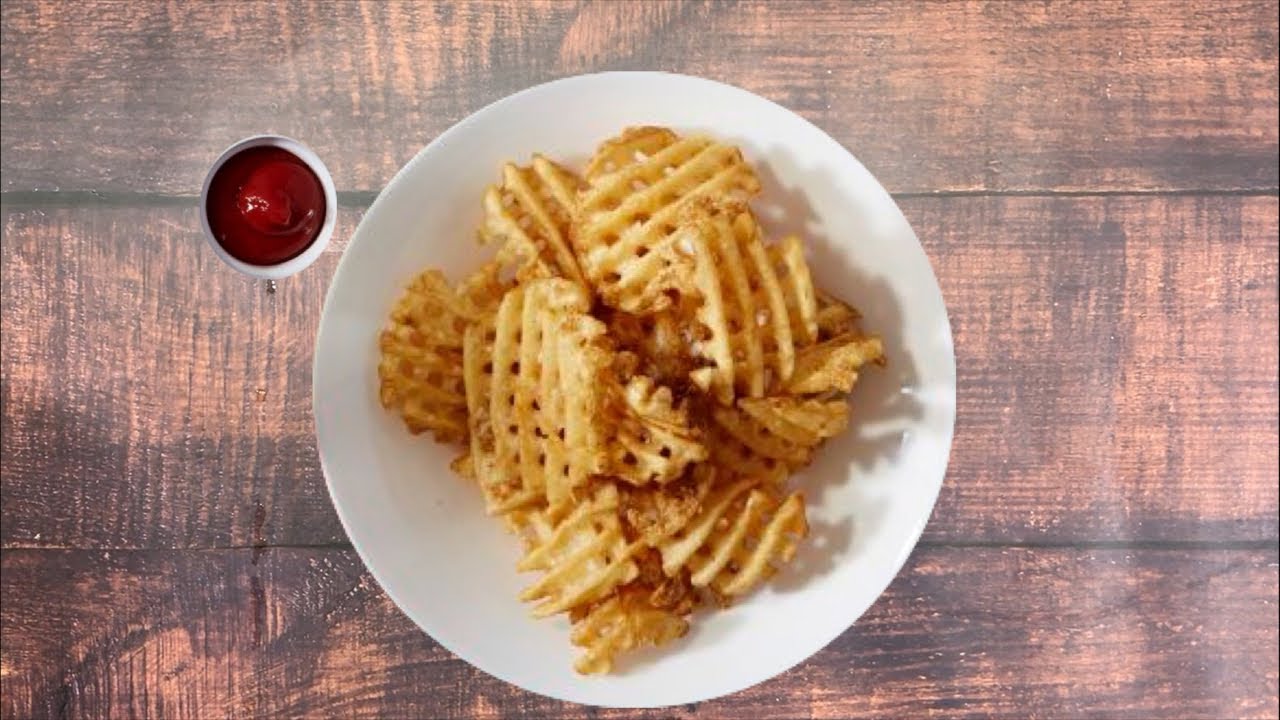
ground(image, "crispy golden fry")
xmin=574 ymin=128 xmax=761 ymax=313
xmin=787 ymin=332 xmax=885 ymax=395
xmin=706 ymin=427 xmax=790 ymax=485
xmin=500 ymin=505 xmax=540 ymax=546
xmin=814 ymin=289 xmax=861 ymax=340
xmin=656 ymin=477 xmax=808 ymax=596
xmin=711 ymin=396 xmax=849 ymax=469
xmin=517 ymin=483 xmax=640 ymax=617
xmin=462 ymin=318 xmax=497 ymax=472
xmin=739 ymin=396 xmax=848 ymax=443
xmin=523 ymin=280 xmax=609 ymax=513
xmin=452 ymin=264 xmax=513 ymax=465
xmin=609 ymin=376 xmax=707 ymax=485
xmin=584 ymin=126 xmax=681 ymax=182
xmin=766 ymin=235 xmax=820 ymax=348
xmin=684 ymin=203 xmax=793 ymax=403
xmin=378 ymin=269 xmax=483 ymax=442
xmin=486 ymin=284 xmax=534 ymax=509
xmin=570 ymin=584 xmax=689 ymax=674
xmin=739 ymin=219 xmax=797 ymax=387
xmin=550 ymin=316 xmax=615 ymax=512
xmin=473 ymin=279 xmax=612 ymax=515
xmin=456 ymin=260 xmax=515 ymax=312
xmin=604 ymin=309 xmax=698 ymax=389
xmin=656 ymin=476 xmax=750 ymax=575
xmin=713 ymin=490 xmax=807 ymax=596
xmin=632 ymin=547 xmax=700 ymax=614
xmin=480 ymin=155 xmax=587 ymax=284
xmin=619 ymin=471 xmax=712 ymax=546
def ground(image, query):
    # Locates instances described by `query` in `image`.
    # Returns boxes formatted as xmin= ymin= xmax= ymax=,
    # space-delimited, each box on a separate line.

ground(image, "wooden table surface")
xmin=2 ymin=1 xmax=1277 ymax=718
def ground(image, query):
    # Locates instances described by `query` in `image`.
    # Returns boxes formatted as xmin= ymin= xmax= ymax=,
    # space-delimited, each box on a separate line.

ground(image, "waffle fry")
xmin=376 ymin=126 xmax=884 ymax=674
xmin=517 ymin=483 xmax=640 ymax=617
xmin=480 ymin=155 xmax=587 ymax=284
xmin=603 ymin=309 xmax=697 ymax=388
xmin=574 ymin=128 xmax=761 ymax=313
xmin=711 ymin=396 xmax=849 ymax=470
xmin=570 ymin=584 xmax=690 ymax=674
xmin=767 ymin=235 xmax=820 ymax=348
xmin=378 ymin=269 xmax=479 ymax=442
xmin=706 ymin=428 xmax=790 ymax=486
xmin=584 ymin=126 xmax=681 ymax=182
xmin=684 ymin=202 xmax=796 ymax=403
xmin=657 ymin=477 xmax=808 ymax=596
xmin=712 ymin=490 xmax=807 ymax=596
xmin=471 ymin=279 xmax=612 ymax=515
xmin=787 ymin=332 xmax=886 ymax=395
xmin=609 ymin=376 xmax=707 ymax=485
xmin=619 ymin=470 xmax=712 ymax=546
xmin=814 ymin=288 xmax=861 ymax=340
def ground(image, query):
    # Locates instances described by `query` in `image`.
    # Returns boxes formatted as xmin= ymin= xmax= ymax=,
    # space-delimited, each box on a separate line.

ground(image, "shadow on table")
xmin=750 ymin=148 xmax=925 ymax=594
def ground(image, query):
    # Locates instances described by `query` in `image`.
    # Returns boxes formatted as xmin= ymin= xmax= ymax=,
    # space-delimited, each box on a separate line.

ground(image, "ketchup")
xmin=205 ymin=146 xmax=325 ymax=265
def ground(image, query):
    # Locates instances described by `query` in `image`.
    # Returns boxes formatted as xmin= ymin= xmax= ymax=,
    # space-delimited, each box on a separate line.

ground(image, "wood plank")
xmin=2 ymin=197 xmax=1275 ymax=549
xmin=1 ymin=546 xmax=1276 ymax=719
xmin=925 ymin=195 xmax=1280 ymax=543
xmin=1 ymin=1 xmax=1275 ymax=196
xmin=0 ymin=206 xmax=361 ymax=550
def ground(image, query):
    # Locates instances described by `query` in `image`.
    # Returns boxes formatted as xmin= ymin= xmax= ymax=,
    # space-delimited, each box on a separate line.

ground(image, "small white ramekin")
xmin=199 ymin=134 xmax=337 ymax=280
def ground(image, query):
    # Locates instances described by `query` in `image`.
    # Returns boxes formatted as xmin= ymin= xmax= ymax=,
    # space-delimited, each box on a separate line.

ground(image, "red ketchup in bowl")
xmin=205 ymin=146 xmax=326 ymax=266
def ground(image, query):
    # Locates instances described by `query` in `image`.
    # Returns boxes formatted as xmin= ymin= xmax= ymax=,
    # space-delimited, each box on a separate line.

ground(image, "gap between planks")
xmin=2 ymin=188 xmax=1279 ymax=210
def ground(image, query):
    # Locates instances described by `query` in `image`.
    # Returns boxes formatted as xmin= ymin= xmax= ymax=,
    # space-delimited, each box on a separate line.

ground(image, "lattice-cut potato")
xmin=711 ymin=490 xmax=807 ymax=596
xmin=603 ymin=308 xmax=699 ymax=389
xmin=584 ymin=126 xmax=681 ymax=182
xmin=618 ymin=466 xmax=714 ymax=546
xmin=479 ymin=155 xmax=587 ymax=285
xmin=547 ymin=316 xmax=616 ymax=513
xmin=456 ymin=259 xmax=515 ymax=314
xmin=636 ymin=550 xmax=698 ymax=615
xmin=711 ymin=396 xmax=850 ymax=470
xmin=378 ymin=268 xmax=490 ymax=443
xmin=684 ymin=202 xmax=794 ymax=404
xmin=766 ymin=234 xmax=820 ymax=348
xmin=570 ymin=583 xmax=690 ymax=674
xmin=517 ymin=483 xmax=641 ymax=617
xmin=454 ymin=264 xmax=517 ymax=475
xmin=573 ymin=127 xmax=761 ymax=313
xmin=656 ymin=476 xmax=753 ymax=576
xmin=705 ymin=426 xmax=790 ymax=487
xmin=462 ymin=317 xmax=499 ymax=481
xmin=518 ymin=279 xmax=609 ymax=513
xmin=608 ymin=376 xmax=707 ymax=486
xmin=814 ymin=288 xmax=862 ymax=340
xmin=787 ymin=331 xmax=885 ymax=395
xmin=463 ymin=278 xmax=613 ymax=515
xmin=656 ymin=478 xmax=808 ymax=596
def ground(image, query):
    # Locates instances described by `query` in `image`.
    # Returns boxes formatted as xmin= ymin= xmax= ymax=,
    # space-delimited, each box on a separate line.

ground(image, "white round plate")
xmin=313 ymin=72 xmax=955 ymax=708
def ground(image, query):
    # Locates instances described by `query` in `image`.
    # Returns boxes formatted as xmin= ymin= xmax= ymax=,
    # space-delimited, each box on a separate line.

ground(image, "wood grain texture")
xmin=0 ymin=206 xmax=361 ymax=551
xmin=1 ymin=0 xmax=1276 ymax=196
xmin=2 ymin=1 xmax=1278 ymax=715
xmin=2 ymin=197 xmax=1275 ymax=550
xmin=2 ymin=546 xmax=1276 ymax=720
xmin=925 ymin=195 xmax=1280 ymax=543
